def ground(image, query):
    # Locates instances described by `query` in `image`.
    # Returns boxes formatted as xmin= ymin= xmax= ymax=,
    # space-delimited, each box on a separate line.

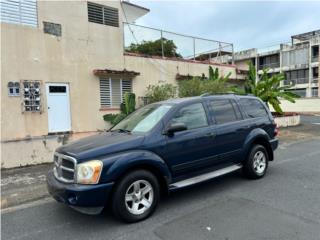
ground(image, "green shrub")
xmin=145 ymin=84 xmax=177 ymax=103
xmin=103 ymin=92 xmax=136 ymax=125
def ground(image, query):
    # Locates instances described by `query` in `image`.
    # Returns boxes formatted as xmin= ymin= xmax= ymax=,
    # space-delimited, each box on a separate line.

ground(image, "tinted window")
xmin=209 ymin=99 xmax=238 ymax=124
xmin=171 ymin=103 xmax=208 ymax=130
xmin=230 ymin=100 xmax=242 ymax=119
xmin=240 ymin=98 xmax=268 ymax=118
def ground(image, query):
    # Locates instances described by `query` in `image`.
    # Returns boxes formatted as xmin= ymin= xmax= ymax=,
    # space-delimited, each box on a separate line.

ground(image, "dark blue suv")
xmin=47 ymin=94 xmax=278 ymax=222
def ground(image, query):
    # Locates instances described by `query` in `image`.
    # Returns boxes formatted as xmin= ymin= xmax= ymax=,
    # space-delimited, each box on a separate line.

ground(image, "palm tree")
xmin=235 ymin=62 xmax=299 ymax=114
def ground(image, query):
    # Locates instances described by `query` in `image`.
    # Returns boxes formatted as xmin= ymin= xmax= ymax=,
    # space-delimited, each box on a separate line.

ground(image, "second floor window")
xmin=87 ymin=2 xmax=119 ymax=27
xmin=0 ymin=0 xmax=38 ymax=27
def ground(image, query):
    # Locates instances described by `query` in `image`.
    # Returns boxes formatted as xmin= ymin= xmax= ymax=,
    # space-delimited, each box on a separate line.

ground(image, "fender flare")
xmin=242 ymin=128 xmax=273 ymax=161
xmin=99 ymin=150 xmax=172 ymax=185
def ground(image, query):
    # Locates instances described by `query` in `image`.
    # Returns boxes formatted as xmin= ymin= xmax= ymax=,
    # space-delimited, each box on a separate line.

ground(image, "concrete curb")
xmin=1 ymin=184 xmax=49 ymax=210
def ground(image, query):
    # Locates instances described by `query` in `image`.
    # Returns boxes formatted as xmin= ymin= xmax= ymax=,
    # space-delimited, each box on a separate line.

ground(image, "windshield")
xmin=111 ymin=104 xmax=172 ymax=133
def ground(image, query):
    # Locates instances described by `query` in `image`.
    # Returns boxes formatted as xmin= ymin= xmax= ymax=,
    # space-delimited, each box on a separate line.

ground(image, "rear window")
xmin=209 ymin=99 xmax=241 ymax=124
xmin=239 ymin=98 xmax=269 ymax=118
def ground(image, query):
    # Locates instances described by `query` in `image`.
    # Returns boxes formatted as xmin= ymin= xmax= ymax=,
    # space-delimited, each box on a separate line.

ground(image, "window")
xmin=171 ymin=103 xmax=208 ymax=130
xmin=284 ymin=69 xmax=308 ymax=85
xmin=43 ymin=22 xmax=61 ymax=37
xmin=312 ymin=88 xmax=318 ymax=97
xmin=49 ymin=86 xmax=66 ymax=93
xmin=87 ymin=2 xmax=119 ymax=27
xmin=209 ymin=99 xmax=239 ymax=124
xmin=99 ymin=77 xmax=132 ymax=108
xmin=285 ymin=88 xmax=306 ymax=98
xmin=8 ymin=82 xmax=20 ymax=96
xmin=0 ymin=0 xmax=38 ymax=27
xmin=22 ymin=80 xmax=41 ymax=112
xmin=240 ymin=98 xmax=268 ymax=118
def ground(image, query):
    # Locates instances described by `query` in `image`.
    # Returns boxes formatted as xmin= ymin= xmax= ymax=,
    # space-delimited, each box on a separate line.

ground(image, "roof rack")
xmin=200 ymin=92 xmax=236 ymax=97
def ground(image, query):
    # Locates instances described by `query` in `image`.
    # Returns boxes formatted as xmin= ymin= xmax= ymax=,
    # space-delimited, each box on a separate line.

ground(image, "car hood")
xmin=56 ymin=132 xmax=145 ymax=161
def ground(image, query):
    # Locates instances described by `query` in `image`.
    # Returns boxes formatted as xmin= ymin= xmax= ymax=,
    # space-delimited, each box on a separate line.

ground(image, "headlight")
xmin=76 ymin=160 xmax=103 ymax=184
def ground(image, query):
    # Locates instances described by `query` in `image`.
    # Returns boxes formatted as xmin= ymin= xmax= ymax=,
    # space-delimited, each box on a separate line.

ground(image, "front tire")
xmin=243 ymin=144 xmax=268 ymax=179
xmin=111 ymin=169 xmax=160 ymax=223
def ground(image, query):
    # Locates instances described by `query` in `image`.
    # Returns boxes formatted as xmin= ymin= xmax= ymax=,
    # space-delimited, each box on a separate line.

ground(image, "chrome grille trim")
xmin=53 ymin=152 xmax=77 ymax=183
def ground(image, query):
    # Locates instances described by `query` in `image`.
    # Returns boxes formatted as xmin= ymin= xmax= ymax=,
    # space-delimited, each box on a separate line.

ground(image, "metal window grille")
xmin=87 ymin=2 xmax=119 ymax=27
xmin=0 ymin=0 xmax=38 ymax=27
xmin=99 ymin=78 xmax=132 ymax=108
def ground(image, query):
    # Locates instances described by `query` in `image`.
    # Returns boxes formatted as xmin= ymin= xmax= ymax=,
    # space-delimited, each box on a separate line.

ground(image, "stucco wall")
xmin=1 ymin=1 xmax=124 ymax=141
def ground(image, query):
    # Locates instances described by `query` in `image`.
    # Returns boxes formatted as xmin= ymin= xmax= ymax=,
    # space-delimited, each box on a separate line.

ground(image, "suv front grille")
xmin=53 ymin=152 xmax=77 ymax=183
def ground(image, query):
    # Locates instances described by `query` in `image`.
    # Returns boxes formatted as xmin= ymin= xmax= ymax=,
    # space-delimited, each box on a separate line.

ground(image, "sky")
xmin=131 ymin=0 xmax=320 ymax=52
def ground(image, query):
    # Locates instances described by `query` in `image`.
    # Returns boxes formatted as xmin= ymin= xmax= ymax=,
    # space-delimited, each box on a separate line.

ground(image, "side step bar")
xmin=169 ymin=164 xmax=242 ymax=189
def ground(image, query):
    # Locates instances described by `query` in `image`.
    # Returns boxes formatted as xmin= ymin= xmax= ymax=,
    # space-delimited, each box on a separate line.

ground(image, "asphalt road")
xmin=2 ymin=120 xmax=320 ymax=240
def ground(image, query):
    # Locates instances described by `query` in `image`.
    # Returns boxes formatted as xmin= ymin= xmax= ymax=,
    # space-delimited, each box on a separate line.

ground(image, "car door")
xmin=161 ymin=102 xmax=217 ymax=177
xmin=208 ymin=98 xmax=248 ymax=164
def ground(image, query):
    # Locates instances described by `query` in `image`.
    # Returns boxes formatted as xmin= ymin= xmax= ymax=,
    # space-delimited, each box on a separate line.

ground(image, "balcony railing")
xmin=259 ymin=62 xmax=280 ymax=70
xmin=123 ymin=22 xmax=234 ymax=64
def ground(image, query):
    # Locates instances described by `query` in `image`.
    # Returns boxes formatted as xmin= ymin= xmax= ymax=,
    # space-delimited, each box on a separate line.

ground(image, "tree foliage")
xmin=126 ymin=38 xmax=182 ymax=58
xmin=145 ymin=84 xmax=177 ymax=103
xmin=233 ymin=62 xmax=300 ymax=114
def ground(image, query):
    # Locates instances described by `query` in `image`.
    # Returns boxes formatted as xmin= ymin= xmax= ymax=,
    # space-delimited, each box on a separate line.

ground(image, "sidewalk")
xmin=1 ymin=163 xmax=51 ymax=209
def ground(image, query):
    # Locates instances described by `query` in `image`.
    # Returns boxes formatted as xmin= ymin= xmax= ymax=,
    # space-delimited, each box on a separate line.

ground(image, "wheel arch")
xmin=243 ymin=129 xmax=274 ymax=161
xmin=101 ymin=150 xmax=172 ymax=196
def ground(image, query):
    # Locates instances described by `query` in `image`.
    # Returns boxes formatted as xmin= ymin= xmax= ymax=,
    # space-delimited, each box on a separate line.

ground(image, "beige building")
xmin=1 ymin=0 xmax=238 ymax=168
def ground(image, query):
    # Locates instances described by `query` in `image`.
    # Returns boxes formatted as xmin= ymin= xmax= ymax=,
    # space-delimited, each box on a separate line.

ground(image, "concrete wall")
xmin=277 ymin=99 xmax=320 ymax=113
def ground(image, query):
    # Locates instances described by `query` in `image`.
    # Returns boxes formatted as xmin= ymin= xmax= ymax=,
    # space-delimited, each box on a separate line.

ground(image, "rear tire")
xmin=243 ymin=144 xmax=268 ymax=179
xmin=111 ymin=169 xmax=160 ymax=223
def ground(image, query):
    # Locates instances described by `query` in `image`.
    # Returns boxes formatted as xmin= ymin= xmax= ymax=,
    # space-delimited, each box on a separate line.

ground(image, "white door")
xmin=46 ymin=83 xmax=71 ymax=133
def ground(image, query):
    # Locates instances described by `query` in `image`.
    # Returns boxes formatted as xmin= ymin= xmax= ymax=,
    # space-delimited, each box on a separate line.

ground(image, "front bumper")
xmin=46 ymin=170 xmax=114 ymax=214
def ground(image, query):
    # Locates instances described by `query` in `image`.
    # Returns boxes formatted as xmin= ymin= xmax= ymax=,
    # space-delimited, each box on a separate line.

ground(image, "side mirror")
xmin=164 ymin=123 xmax=187 ymax=136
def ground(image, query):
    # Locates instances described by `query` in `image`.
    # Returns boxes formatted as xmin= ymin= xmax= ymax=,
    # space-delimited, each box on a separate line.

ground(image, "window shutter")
xmin=87 ymin=2 xmax=103 ymax=24
xmin=87 ymin=2 xmax=118 ymax=27
xmin=99 ymin=78 xmax=132 ymax=108
xmin=111 ymin=79 xmax=121 ymax=107
xmin=99 ymin=77 xmax=111 ymax=107
xmin=0 ymin=0 xmax=38 ymax=27
xmin=121 ymin=79 xmax=132 ymax=101
xmin=103 ymin=6 xmax=119 ymax=27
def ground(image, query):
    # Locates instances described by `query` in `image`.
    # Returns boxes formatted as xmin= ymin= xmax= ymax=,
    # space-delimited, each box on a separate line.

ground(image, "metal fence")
xmin=124 ymin=22 xmax=234 ymax=64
